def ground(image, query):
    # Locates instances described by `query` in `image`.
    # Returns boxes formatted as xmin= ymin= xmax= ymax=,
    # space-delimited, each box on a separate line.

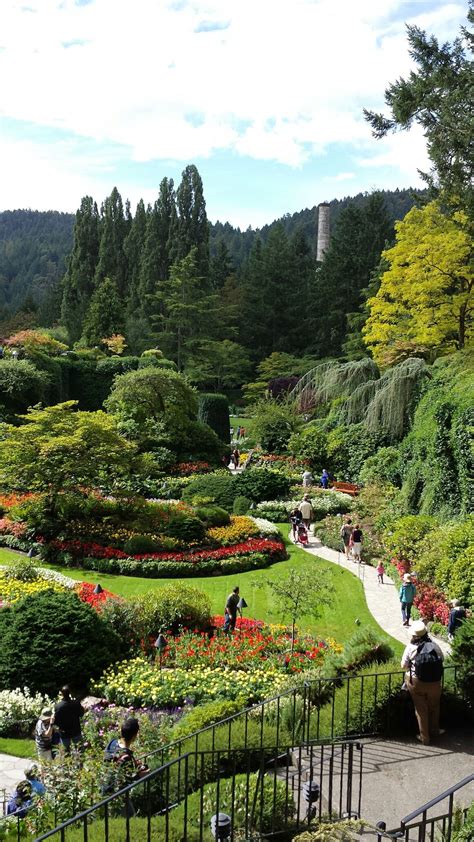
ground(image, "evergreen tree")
xmin=209 ymin=240 xmax=234 ymax=289
xmin=82 ymin=277 xmax=124 ymax=347
xmin=150 ymin=248 xmax=218 ymax=370
xmin=364 ymin=8 xmax=474 ymax=212
xmin=95 ymin=187 xmax=129 ymax=298
xmin=173 ymin=165 xmax=209 ymax=277
xmin=123 ymin=199 xmax=148 ymax=311
xmin=61 ymin=196 xmax=101 ymax=343
xmin=156 ymin=177 xmax=177 ymax=282
xmin=286 ymin=228 xmax=315 ymax=354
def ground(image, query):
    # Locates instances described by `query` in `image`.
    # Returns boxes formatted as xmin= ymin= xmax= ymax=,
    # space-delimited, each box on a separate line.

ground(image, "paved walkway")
xmin=291 ymin=530 xmax=450 ymax=654
xmin=0 ymin=752 xmax=32 ymax=804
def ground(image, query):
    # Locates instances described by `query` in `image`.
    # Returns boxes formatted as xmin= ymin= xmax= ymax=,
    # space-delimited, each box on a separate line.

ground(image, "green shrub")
xmin=171 ymin=698 xmax=246 ymax=740
xmin=0 ymin=590 xmax=121 ymax=694
xmin=327 ymin=424 xmax=384 ymax=482
xmin=341 ymin=629 xmax=394 ymax=671
xmin=98 ymin=597 xmax=141 ymax=658
xmin=194 ymin=505 xmax=231 ymax=527
xmin=79 ymin=550 xmax=278 ymax=579
xmin=123 ymin=534 xmax=161 ymax=554
xmin=384 ymin=514 xmax=438 ymax=561
xmin=416 ymin=516 xmax=474 ymax=605
xmin=252 ymin=398 xmax=302 ymax=453
xmin=234 ymin=468 xmax=290 ymax=503
xmin=4 ymin=557 xmax=39 ymax=582
xmin=288 ymin=422 xmax=329 ymax=471
xmin=359 ymin=446 xmax=402 ymax=486
xmin=182 ymin=472 xmax=236 ymax=511
xmin=134 ymin=583 xmax=212 ymax=640
xmin=450 ymin=616 xmax=474 ymax=707
xmin=233 ymin=495 xmax=251 ymax=515
xmin=198 ymin=393 xmax=230 ymax=443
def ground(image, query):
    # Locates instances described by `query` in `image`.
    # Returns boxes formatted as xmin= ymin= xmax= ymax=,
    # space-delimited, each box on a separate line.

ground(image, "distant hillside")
xmin=0 ymin=188 xmax=423 ymax=313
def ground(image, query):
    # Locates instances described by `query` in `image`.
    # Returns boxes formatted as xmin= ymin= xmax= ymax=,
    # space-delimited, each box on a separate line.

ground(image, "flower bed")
xmin=255 ymin=490 xmax=353 ymax=523
xmin=206 ymin=515 xmax=259 ymax=545
xmin=0 ymin=687 xmax=52 ymax=737
xmin=0 ymin=570 xmax=66 ymax=604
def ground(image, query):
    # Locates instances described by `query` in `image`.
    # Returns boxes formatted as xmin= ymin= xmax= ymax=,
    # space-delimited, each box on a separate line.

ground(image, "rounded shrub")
xmin=0 ymin=590 xmax=121 ymax=695
xmin=134 ymin=583 xmax=212 ymax=640
xmin=123 ymin=534 xmax=161 ymax=555
xmin=194 ymin=505 xmax=231 ymax=527
xmin=234 ymin=467 xmax=290 ymax=503
xmin=233 ymin=495 xmax=251 ymax=515
xmin=182 ymin=472 xmax=236 ymax=511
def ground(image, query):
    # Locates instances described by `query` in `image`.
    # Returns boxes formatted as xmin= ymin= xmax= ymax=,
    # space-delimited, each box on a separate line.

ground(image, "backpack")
xmin=102 ymin=739 xmax=136 ymax=794
xmin=413 ymin=639 xmax=443 ymax=682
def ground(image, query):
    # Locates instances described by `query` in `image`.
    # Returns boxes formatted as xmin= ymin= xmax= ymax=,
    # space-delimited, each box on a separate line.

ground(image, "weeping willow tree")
xmin=343 ymin=358 xmax=431 ymax=440
xmin=292 ymin=358 xmax=379 ymax=413
xmin=292 ymin=356 xmax=431 ymax=441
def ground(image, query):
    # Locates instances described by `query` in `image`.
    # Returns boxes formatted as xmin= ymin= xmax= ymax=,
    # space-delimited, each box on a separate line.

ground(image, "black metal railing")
xmin=376 ymin=773 xmax=474 ymax=841
xmin=142 ymin=665 xmax=459 ymax=767
xmin=33 ymin=739 xmax=364 ymax=841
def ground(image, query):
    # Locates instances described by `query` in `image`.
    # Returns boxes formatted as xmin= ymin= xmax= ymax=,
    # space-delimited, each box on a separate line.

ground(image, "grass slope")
xmin=0 ymin=737 xmax=35 ymax=758
xmin=0 ymin=532 xmax=401 ymax=654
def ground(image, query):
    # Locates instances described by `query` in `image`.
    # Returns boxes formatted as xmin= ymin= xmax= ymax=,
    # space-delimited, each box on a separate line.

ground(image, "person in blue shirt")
xmin=7 ymin=781 xmax=34 ymax=818
xmin=320 ymin=469 xmax=329 ymax=489
xmin=25 ymin=765 xmax=46 ymax=796
xmin=399 ymin=573 xmax=417 ymax=626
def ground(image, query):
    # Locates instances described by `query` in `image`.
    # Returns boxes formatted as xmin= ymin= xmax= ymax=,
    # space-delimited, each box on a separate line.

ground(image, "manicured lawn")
xmin=0 ymin=737 xmax=35 ymax=758
xmin=0 ymin=533 xmax=402 ymax=654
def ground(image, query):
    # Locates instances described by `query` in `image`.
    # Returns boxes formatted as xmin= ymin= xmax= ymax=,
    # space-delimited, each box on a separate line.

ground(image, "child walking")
xmin=376 ymin=562 xmax=385 ymax=584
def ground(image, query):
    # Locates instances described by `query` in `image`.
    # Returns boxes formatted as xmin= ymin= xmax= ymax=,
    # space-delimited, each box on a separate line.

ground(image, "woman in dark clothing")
xmin=54 ymin=685 xmax=84 ymax=754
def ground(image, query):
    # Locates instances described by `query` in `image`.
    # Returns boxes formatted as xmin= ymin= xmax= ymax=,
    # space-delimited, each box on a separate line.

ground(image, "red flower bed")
xmin=173 ymin=461 xmax=212 ymax=475
xmin=211 ymin=615 xmax=264 ymax=630
xmin=50 ymin=537 xmax=285 ymax=564
xmin=414 ymin=582 xmax=450 ymax=624
xmin=75 ymin=582 xmax=117 ymax=608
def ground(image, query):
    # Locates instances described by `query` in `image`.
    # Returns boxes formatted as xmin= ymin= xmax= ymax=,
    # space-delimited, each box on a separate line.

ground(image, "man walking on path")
xmin=399 ymin=573 xmax=416 ymax=626
xmin=340 ymin=518 xmax=353 ymax=559
xmin=401 ymin=620 xmax=444 ymax=745
xmin=224 ymin=586 xmax=241 ymax=633
xmin=299 ymin=495 xmax=314 ymax=533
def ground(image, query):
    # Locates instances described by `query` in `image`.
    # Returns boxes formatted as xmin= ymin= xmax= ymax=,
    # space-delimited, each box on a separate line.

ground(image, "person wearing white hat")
xmin=34 ymin=708 xmax=55 ymax=763
xmin=399 ymin=573 xmax=416 ymax=626
xmin=401 ymin=620 xmax=445 ymax=745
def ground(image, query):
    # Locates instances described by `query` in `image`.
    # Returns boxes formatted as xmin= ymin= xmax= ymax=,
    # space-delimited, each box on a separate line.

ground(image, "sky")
xmin=0 ymin=0 xmax=468 ymax=229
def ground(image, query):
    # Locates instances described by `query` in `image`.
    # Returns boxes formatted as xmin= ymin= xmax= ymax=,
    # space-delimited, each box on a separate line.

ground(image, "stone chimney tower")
xmin=316 ymin=202 xmax=330 ymax=263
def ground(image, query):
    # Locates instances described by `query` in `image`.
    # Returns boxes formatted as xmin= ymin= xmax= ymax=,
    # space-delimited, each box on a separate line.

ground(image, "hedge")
xmin=77 ymin=549 xmax=285 ymax=578
xmin=198 ymin=393 xmax=230 ymax=443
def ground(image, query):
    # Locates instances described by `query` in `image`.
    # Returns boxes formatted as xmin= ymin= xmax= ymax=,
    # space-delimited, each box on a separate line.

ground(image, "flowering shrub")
xmin=206 ymin=515 xmax=259 ymax=545
xmin=0 ymin=687 xmax=52 ymax=737
xmin=249 ymin=517 xmax=281 ymax=538
xmin=0 ymin=493 xmax=36 ymax=511
xmin=0 ymin=517 xmax=27 ymax=538
xmin=255 ymin=491 xmax=353 ymax=523
xmin=414 ymin=582 xmax=450 ymax=624
xmin=93 ymin=657 xmax=288 ymax=708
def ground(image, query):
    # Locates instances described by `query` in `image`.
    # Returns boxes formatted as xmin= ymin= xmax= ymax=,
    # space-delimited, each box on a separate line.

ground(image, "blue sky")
xmin=0 ymin=0 xmax=468 ymax=228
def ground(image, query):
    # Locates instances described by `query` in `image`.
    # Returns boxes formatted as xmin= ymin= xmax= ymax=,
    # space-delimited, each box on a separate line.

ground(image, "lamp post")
xmin=210 ymin=813 xmax=231 ymax=840
xmin=93 ymin=583 xmax=103 ymax=595
xmin=154 ymin=633 xmax=167 ymax=673
xmin=237 ymin=597 xmax=248 ymax=627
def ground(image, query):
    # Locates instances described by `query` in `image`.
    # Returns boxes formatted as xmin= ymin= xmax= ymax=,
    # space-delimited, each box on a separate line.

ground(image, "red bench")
xmin=330 ymin=481 xmax=360 ymax=497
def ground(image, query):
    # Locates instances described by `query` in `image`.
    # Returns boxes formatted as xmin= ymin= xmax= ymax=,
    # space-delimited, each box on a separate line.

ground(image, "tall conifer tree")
xmin=61 ymin=196 xmax=101 ymax=343
xmin=173 ymin=165 xmax=209 ymax=277
xmin=95 ymin=187 xmax=129 ymax=298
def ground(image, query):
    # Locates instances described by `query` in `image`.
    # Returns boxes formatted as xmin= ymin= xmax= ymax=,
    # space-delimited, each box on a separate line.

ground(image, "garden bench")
xmin=330 ymin=481 xmax=360 ymax=497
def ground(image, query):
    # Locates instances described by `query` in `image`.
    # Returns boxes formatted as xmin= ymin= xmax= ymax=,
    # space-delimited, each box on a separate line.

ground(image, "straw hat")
xmin=40 ymin=708 xmax=52 ymax=721
xmin=411 ymin=620 xmax=427 ymax=638
xmin=403 ymin=573 xmax=412 ymax=583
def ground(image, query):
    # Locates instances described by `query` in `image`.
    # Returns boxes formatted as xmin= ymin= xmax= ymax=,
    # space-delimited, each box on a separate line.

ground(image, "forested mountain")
xmin=0 ymin=188 xmax=422 ymax=318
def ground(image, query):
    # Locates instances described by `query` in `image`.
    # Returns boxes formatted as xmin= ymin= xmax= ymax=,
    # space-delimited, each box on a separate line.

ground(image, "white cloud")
xmin=0 ymin=0 xmax=467 ymax=163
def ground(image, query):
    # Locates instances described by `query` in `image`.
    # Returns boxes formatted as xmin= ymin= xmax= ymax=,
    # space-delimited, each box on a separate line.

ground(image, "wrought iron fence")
xmin=142 ymin=665 xmax=460 ymax=767
xmin=376 ymin=773 xmax=474 ymax=841
xmin=33 ymin=739 xmax=364 ymax=841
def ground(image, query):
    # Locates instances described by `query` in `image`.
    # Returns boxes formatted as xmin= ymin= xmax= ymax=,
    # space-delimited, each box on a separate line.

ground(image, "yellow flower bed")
xmin=206 ymin=516 xmax=259 ymax=546
xmin=93 ymin=657 xmax=287 ymax=708
xmin=0 ymin=573 xmax=64 ymax=604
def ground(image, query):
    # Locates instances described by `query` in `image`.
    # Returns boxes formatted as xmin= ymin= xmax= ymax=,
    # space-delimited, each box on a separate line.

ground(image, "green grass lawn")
xmin=0 ymin=737 xmax=35 ymax=758
xmin=0 ymin=532 xmax=402 ymax=655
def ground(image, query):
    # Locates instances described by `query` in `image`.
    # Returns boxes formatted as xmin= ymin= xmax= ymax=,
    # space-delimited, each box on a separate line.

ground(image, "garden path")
xmin=290 ymin=530 xmax=451 ymax=655
xmin=0 ymin=752 xmax=32 ymax=803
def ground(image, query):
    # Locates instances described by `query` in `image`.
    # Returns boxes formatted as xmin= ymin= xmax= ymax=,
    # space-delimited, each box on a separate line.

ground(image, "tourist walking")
xmin=399 ymin=573 xmax=416 ymax=626
xmin=340 ymin=518 xmax=353 ymax=559
xmin=376 ymin=561 xmax=385 ymax=584
xmin=224 ymin=586 xmax=241 ymax=633
xmin=54 ymin=685 xmax=84 ymax=753
xmin=299 ymin=495 xmax=314 ymax=533
xmin=320 ymin=469 xmax=329 ymax=489
xmin=351 ymin=524 xmax=363 ymax=562
xmin=289 ymin=507 xmax=303 ymax=541
xmin=231 ymin=448 xmax=240 ymax=469
xmin=302 ymin=469 xmax=313 ymax=488
xmin=35 ymin=708 xmax=55 ymax=763
xmin=401 ymin=620 xmax=444 ymax=745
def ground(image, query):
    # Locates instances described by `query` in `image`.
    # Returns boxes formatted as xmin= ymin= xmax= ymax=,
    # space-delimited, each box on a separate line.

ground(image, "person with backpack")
xmin=401 ymin=620 xmax=445 ymax=745
xmin=103 ymin=717 xmax=149 ymax=815
xmin=399 ymin=573 xmax=416 ymax=626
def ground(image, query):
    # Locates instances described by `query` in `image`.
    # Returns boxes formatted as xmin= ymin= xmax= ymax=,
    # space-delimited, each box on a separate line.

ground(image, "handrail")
xmin=400 ymin=773 xmax=474 ymax=827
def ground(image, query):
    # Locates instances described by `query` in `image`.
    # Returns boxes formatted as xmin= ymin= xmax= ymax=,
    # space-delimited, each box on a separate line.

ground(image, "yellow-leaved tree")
xmin=364 ymin=201 xmax=473 ymax=366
